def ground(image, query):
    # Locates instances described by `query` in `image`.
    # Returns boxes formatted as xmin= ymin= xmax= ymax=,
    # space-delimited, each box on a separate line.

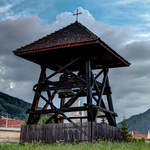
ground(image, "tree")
xmin=120 ymin=120 xmax=132 ymax=141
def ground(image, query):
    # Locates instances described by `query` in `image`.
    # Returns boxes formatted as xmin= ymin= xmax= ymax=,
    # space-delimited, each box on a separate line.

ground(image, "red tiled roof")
xmin=0 ymin=116 xmax=24 ymax=128
xmin=130 ymin=131 xmax=147 ymax=139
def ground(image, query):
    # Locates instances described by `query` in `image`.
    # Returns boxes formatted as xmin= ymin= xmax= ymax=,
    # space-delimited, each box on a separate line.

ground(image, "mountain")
xmin=0 ymin=92 xmax=32 ymax=120
xmin=118 ymin=108 xmax=150 ymax=134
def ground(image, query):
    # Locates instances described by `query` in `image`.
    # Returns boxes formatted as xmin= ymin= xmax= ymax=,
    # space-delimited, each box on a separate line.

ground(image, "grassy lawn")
xmin=0 ymin=141 xmax=150 ymax=150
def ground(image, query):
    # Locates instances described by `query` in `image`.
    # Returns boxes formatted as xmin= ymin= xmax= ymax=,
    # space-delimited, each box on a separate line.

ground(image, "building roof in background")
xmin=0 ymin=116 xmax=24 ymax=128
xmin=130 ymin=131 xmax=147 ymax=139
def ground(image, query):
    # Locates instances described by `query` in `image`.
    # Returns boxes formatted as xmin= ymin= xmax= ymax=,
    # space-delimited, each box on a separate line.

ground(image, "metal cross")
xmin=73 ymin=9 xmax=82 ymax=22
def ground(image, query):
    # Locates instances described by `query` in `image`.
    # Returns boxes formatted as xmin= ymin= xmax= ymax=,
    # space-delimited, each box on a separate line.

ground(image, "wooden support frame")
xmin=27 ymin=56 xmax=118 ymax=141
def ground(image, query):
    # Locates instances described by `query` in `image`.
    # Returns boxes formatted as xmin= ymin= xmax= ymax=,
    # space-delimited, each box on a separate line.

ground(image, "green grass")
xmin=0 ymin=141 xmax=150 ymax=150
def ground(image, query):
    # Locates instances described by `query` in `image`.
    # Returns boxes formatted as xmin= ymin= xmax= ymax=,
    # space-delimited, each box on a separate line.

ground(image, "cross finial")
xmin=73 ymin=8 xmax=82 ymax=22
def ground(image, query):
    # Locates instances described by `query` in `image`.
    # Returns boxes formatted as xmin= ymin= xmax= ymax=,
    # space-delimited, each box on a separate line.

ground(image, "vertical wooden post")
xmin=85 ymin=58 xmax=93 ymax=142
xmin=106 ymin=77 xmax=116 ymax=126
xmin=60 ymin=97 xmax=65 ymax=123
xmin=85 ymin=58 xmax=92 ymax=120
xmin=31 ymin=65 xmax=46 ymax=110
xmin=27 ymin=65 xmax=46 ymax=124
xmin=106 ymin=79 xmax=114 ymax=111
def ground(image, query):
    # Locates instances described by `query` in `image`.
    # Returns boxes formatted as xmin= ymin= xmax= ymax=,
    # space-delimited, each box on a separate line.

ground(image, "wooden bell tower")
xmin=13 ymin=21 xmax=130 ymax=127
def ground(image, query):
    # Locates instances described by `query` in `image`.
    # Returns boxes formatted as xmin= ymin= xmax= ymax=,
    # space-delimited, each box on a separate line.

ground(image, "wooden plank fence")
xmin=20 ymin=122 xmax=122 ymax=143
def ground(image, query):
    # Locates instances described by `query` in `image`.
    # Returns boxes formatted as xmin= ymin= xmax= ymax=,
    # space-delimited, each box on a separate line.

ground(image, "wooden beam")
xmin=46 ymin=57 xmax=80 ymax=80
xmin=42 ymin=90 xmax=57 ymax=110
xmin=106 ymin=78 xmax=114 ymax=112
xmin=97 ymin=69 xmax=108 ymax=106
xmin=33 ymin=88 xmax=57 ymax=110
xmin=61 ymin=90 xmax=82 ymax=108
xmin=28 ymin=106 xmax=88 ymax=114
xmin=43 ymin=83 xmax=85 ymax=91
xmin=31 ymin=65 xmax=46 ymax=110
xmin=85 ymin=58 xmax=92 ymax=106
xmin=100 ymin=99 xmax=117 ymax=126
xmin=45 ymin=113 xmax=58 ymax=124
xmin=27 ymin=65 xmax=46 ymax=124
xmin=55 ymin=64 xmax=86 ymax=84
xmin=95 ymin=69 xmax=103 ymax=79
xmin=57 ymin=115 xmax=106 ymax=120
xmin=96 ymin=106 xmax=117 ymax=117
xmin=105 ymin=77 xmax=116 ymax=126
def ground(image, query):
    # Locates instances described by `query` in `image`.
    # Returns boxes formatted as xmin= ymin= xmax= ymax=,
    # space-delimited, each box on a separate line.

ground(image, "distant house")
xmin=147 ymin=130 xmax=150 ymax=140
xmin=0 ymin=116 xmax=24 ymax=128
xmin=130 ymin=131 xmax=147 ymax=139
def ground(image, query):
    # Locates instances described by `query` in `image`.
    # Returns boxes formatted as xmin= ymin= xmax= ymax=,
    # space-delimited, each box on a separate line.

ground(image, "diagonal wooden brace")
xmin=42 ymin=90 xmax=57 ymax=110
xmin=96 ymin=69 xmax=108 ymax=106
xmin=46 ymin=57 xmax=80 ymax=80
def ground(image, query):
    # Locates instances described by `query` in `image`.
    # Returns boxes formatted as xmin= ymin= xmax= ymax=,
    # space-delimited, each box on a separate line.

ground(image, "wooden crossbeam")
xmin=33 ymin=89 xmax=58 ymax=111
xmin=28 ymin=106 xmax=88 ymax=114
xmin=42 ymin=90 xmax=57 ymax=110
xmin=93 ymin=95 xmax=117 ymax=125
xmin=97 ymin=69 xmax=109 ymax=106
xmin=43 ymin=83 xmax=85 ymax=91
xmin=95 ymin=69 xmax=103 ymax=79
xmin=53 ymin=115 xmax=106 ymax=120
xmin=46 ymin=57 xmax=80 ymax=80
xmin=92 ymin=74 xmax=101 ymax=95
xmin=55 ymin=64 xmax=86 ymax=84
xmin=46 ymin=113 xmax=58 ymax=124
xmin=47 ymin=80 xmax=86 ymax=87
xmin=61 ymin=90 xmax=82 ymax=108
xmin=28 ymin=105 xmax=117 ymax=117
xmin=100 ymin=98 xmax=117 ymax=126
xmin=96 ymin=106 xmax=117 ymax=117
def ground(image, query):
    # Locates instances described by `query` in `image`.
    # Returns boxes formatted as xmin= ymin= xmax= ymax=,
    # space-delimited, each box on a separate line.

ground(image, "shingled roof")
xmin=13 ymin=21 xmax=130 ymax=71
xmin=14 ymin=21 xmax=99 ymax=53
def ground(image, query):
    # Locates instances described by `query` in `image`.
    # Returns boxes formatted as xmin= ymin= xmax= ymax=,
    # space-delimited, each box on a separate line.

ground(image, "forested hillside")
xmin=0 ymin=92 xmax=31 ymax=120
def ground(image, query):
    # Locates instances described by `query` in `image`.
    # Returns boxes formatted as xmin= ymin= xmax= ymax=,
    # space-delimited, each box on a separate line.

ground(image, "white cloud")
xmin=136 ymin=33 xmax=150 ymax=38
xmin=0 ymin=4 xmax=12 ymax=13
xmin=140 ymin=14 xmax=150 ymax=21
xmin=0 ymin=0 xmax=25 ymax=20
xmin=116 ymin=0 xmax=150 ymax=5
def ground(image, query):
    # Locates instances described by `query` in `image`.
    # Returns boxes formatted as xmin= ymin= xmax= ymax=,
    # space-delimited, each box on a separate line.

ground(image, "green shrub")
xmin=120 ymin=120 xmax=131 ymax=142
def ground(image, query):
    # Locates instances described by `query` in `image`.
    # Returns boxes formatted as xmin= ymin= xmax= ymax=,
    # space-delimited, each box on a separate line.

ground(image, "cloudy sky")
xmin=0 ymin=0 xmax=150 ymax=122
